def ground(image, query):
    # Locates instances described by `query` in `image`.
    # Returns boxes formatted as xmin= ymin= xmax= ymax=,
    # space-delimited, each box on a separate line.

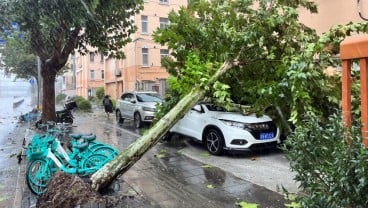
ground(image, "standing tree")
xmin=0 ymin=0 xmax=143 ymax=122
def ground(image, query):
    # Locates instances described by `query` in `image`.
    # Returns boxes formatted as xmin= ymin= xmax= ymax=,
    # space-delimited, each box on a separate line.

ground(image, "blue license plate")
xmin=260 ymin=132 xmax=274 ymax=140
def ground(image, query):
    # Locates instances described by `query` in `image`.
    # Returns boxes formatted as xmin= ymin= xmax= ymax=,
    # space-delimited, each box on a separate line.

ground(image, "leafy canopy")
xmin=0 ymin=0 xmax=143 ymax=60
xmin=0 ymin=0 xmax=143 ymax=121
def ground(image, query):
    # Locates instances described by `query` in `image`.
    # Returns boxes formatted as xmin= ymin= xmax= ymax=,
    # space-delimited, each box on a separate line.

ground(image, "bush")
xmin=72 ymin=96 xmax=92 ymax=112
xmin=96 ymin=87 xmax=105 ymax=100
xmin=77 ymin=99 xmax=92 ymax=112
xmin=55 ymin=93 xmax=67 ymax=104
xmin=283 ymin=113 xmax=368 ymax=207
xmin=73 ymin=96 xmax=85 ymax=103
xmin=88 ymin=96 xmax=96 ymax=102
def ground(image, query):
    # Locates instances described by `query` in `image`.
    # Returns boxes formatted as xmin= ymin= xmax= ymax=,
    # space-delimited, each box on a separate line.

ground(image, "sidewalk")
xmin=16 ymin=106 xmax=289 ymax=208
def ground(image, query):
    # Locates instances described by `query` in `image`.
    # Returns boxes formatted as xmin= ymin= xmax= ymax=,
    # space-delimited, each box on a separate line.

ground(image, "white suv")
xmin=168 ymin=103 xmax=281 ymax=155
xmin=115 ymin=91 xmax=162 ymax=128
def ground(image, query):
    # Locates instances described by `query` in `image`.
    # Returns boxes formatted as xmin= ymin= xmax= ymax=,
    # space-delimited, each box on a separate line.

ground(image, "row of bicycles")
xmin=25 ymin=122 xmax=118 ymax=195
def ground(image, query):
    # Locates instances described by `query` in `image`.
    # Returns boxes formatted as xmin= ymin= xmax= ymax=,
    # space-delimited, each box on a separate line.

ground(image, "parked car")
xmin=115 ymin=91 xmax=162 ymax=128
xmin=167 ymin=103 xmax=281 ymax=155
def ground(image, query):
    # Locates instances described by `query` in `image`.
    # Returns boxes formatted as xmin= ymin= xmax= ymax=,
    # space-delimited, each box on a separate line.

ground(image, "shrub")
xmin=77 ymin=99 xmax=92 ymax=112
xmin=73 ymin=96 xmax=85 ymax=104
xmin=88 ymin=96 xmax=96 ymax=102
xmin=72 ymin=96 xmax=92 ymax=112
xmin=96 ymin=87 xmax=105 ymax=100
xmin=283 ymin=113 xmax=368 ymax=207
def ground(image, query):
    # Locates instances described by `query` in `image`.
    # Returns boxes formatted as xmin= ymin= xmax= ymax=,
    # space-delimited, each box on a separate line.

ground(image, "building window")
xmin=159 ymin=17 xmax=168 ymax=29
xmin=89 ymin=52 xmax=94 ymax=62
xmin=142 ymin=48 xmax=149 ymax=67
xmin=101 ymin=70 xmax=104 ymax=79
xmin=159 ymin=0 xmax=168 ymax=4
xmin=141 ymin=15 xmax=148 ymax=34
xmin=160 ymin=49 xmax=169 ymax=59
xmin=88 ymin=89 xmax=92 ymax=97
xmin=90 ymin=70 xmax=95 ymax=80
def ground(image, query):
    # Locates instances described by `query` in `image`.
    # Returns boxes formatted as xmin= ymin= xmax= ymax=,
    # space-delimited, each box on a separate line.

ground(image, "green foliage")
xmin=77 ymin=99 xmax=92 ymax=112
xmin=153 ymin=0 xmax=368 ymax=134
xmin=111 ymin=99 xmax=116 ymax=110
xmin=73 ymin=96 xmax=91 ymax=111
xmin=95 ymin=87 xmax=105 ymax=100
xmin=283 ymin=113 xmax=368 ymax=207
xmin=55 ymin=93 xmax=67 ymax=104
xmin=73 ymin=96 xmax=85 ymax=104
xmin=236 ymin=201 xmax=258 ymax=208
xmin=0 ymin=34 xmax=38 ymax=81
xmin=0 ymin=0 xmax=143 ymax=121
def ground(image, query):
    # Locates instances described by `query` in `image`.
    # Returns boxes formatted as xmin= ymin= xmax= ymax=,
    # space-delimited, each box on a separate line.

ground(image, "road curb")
xmin=14 ymin=127 xmax=34 ymax=208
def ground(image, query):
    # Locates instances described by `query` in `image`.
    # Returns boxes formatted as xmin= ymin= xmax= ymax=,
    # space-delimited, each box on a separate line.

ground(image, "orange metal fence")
xmin=340 ymin=36 xmax=368 ymax=147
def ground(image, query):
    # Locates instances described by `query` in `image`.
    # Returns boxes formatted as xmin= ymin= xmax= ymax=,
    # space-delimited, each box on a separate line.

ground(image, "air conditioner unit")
xmin=115 ymin=69 xmax=121 ymax=76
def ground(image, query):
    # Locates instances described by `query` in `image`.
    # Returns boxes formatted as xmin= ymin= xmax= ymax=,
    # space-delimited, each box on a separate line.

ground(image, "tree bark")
xmin=91 ymin=60 xmax=234 ymax=191
xmin=41 ymin=64 xmax=57 ymax=122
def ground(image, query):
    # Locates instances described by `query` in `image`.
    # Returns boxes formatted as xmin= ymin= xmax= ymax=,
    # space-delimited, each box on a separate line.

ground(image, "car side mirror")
xmin=192 ymin=105 xmax=202 ymax=113
xmin=130 ymin=100 xmax=136 ymax=104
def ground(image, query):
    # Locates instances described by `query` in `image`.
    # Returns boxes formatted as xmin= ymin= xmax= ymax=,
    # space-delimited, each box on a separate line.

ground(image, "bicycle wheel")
xmin=26 ymin=159 xmax=52 ymax=195
xmin=79 ymin=153 xmax=108 ymax=176
xmin=88 ymin=141 xmax=112 ymax=151
xmin=92 ymin=146 xmax=118 ymax=158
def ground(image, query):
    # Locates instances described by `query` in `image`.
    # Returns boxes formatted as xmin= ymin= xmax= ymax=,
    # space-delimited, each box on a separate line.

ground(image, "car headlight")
xmin=142 ymin=106 xmax=155 ymax=112
xmin=220 ymin=119 xmax=246 ymax=129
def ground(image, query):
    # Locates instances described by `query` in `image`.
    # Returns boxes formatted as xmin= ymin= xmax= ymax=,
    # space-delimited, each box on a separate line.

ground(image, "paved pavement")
xmin=10 ymin=105 xmax=296 ymax=208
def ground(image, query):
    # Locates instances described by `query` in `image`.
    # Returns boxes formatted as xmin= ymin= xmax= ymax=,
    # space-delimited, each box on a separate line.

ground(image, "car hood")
xmin=213 ymin=112 xmax=272 ymax=123
xmin=141 ymin=102 xmax=160 ymax=108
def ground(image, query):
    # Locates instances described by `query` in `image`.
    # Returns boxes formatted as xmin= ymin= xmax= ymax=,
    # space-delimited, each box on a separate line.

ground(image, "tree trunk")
xmin=91 ymin=60 xmax=234 ymax=191
xmin=41 ymin=65 xmax=57 ymax=122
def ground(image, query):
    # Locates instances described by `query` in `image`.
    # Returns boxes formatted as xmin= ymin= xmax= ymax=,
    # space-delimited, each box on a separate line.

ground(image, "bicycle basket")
xmin=26 ymin=135 xmax=49 ymax=160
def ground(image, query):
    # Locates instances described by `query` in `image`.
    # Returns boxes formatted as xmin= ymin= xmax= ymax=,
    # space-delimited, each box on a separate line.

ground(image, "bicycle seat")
xmin=69 ymin=133 xmax=94 ymax=139
xmin=82 ymin=134 xmax=96 ymax=142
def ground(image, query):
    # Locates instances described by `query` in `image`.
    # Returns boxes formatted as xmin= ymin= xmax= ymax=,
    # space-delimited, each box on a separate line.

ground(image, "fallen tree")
xmin=91 ymin=60 xmax=235 ymax=191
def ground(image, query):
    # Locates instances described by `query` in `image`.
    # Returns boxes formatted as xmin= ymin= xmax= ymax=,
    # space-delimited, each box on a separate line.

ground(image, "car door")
xmin=174 ymin=104 xmax=206 ymax=140
xmin=120 ymin=93 xmax=134 ymax=118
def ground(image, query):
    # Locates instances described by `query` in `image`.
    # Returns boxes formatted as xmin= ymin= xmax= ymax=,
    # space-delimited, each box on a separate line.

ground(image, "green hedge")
xmin=283 ymin=113 xmax=368 ymax=207
xmin=74 ymin=96 xmax=92 ymax=112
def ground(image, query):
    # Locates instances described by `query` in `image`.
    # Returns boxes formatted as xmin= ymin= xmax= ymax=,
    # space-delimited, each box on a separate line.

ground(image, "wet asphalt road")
xmin=17 ymin=104 xmax=296 ymax=208
xmin=0 ymin=76 xmax=34 ymax=208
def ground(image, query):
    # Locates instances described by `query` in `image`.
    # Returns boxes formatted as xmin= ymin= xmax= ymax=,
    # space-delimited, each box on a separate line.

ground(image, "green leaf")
xmin=207 ymin=184 xmax=215 ymax=189
xmin=236 ymin=201 xmax=258 ymax=208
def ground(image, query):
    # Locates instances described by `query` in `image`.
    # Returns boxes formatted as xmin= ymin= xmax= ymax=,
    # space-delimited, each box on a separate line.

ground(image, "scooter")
xmin=35 ymin=101 xmax=77 ymax=129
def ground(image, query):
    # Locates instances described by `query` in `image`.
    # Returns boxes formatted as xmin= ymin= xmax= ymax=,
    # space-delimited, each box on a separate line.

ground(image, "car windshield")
xmin=205 ymin=104 xmax=244 ymax=113
xmin=136 ymin=93 xmax=162 ymax=102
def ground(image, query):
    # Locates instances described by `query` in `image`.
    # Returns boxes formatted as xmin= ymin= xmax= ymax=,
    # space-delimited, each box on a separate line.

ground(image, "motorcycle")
xmin=35 ymin=101 xmax=77 ymax=129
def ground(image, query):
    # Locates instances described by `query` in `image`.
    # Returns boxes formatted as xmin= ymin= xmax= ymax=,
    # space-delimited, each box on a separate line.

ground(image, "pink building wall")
xmin=298 ymin=0 xmax=366 ymax=34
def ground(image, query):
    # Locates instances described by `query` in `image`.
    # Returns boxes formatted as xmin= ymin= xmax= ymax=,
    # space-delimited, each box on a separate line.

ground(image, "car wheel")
xmin=116 ymin=111 xmax=124 ymax=124
xmin=134 ymin=113 xmax=142 ymax=128
xmin=204 ymin=128 xmax=224 ymax=155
